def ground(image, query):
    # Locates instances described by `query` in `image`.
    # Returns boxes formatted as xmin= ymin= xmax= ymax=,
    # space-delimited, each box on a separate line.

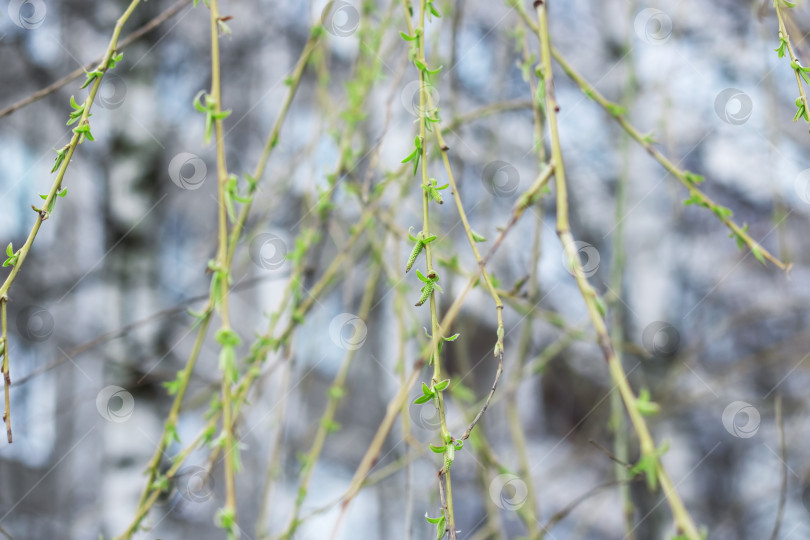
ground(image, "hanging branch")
xmin=533 ymin=2 xmax=702 ymax=538
xmin=774 ymin=0 xmax=810 ymax=130
xmin=401 ymin=0 xmax=458 ymax=537
xmin=0 ymin=0 xmax=143 ymax=444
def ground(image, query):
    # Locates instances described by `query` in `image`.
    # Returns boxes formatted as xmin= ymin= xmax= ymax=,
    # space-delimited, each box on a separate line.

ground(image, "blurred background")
xmin=1 ymin=0 xmax=810 ymax=538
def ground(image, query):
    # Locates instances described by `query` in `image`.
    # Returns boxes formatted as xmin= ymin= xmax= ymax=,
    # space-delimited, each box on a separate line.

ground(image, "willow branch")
xmin=534 ymin=2 xmax=702 ymax=538
xmin=0 ymin=0 xmax=142 ymax=444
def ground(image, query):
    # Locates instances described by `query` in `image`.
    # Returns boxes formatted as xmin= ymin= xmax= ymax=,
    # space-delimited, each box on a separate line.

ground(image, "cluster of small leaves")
xmin=791 ymin=59 xmax=810 ymax=85
xmin=216 ymin=328 xmax=241 ymax=384
xmin=774 ymin=26 xmax=810 ymax=123
xmin=414 ymin=269 xmax=442 ymax=307
xmin=413 ymin=372 xmax=465 ymax=471
xmin=413 ymin=378 xmax=450 ymax=405
xmin=211 ymin=426 xmax=243 ymax=471
xmin=635 ymin=388 xmax=660 ymax=416
xmin=401 ymin=135 xmax=423 ymax=176
xmin=400 ymin=29 xmax=420 ymax=43
xmin=422 ymin=178 xmax=448 ymax=204
xmin=725 ymin=223 xmax=766 ymax=264
xmin=205 ymin=394 xmax=223 ymax=425
xmin=188 ymin=305 xmax=213 ymax=330
xmin=682 ymin=191 xmax=732 ymax=220
xmin=208 ymin=260 xmax=231 ymax=310
xmin=216 ymin=16 xmax=232 ymax=36
xmin=193 ymin=91 xmax=232 ymax=144
xmin=793 ymin=96 xmax=808 ymax=122
xmin=426 ymin=509 xmax=447 ymax=540
xmin=80 ymin=69 xmax=103 ymax=90
xmin=493 ymin=325 xmax=505 ymax=358
xmin=641 ymin=131 xmax=658 ymax=144
xmin=605 ymin=101 xmax=627 ymax=117
xmin=149 ymin=473 xmax=170 ymax=494
xmin=421 ymin=330 xmax=459 ymax=365
xmin=581 ymin=89 xmax=628 ymax=117
xmin=406 ymin=227 xmax=437 ymax=272
xmin=3 ymin=244 xmax=18 ymax=268
xmin=728 ymin=223 xmax=750 ymax=249
xmin=244 ymin=335 xmax=277 ymax=365
xmin=66 ymin=96 xmax=86 ymax=126
xmin=36 ymin=187 xmax=67 ymax=215
xmin=163 ymin=419 xmax=181 ymax=446
xmin=79 ymin=49 xmax=122 ymax=88
xmin=775 ymin=32 xmax=788 ymax=59
xmin=224 ymin=174 xmax=254 ymax=222
xmin=321 ymin=417 xmax=341 ymax=433
xmin=162 ymin=368 xmax=189 ymax=396
xmin=683 ymin=171 xmax=705 ymax=185
xmin=423 ymin=106 xmax=441 ymax=131
xmin=400 ymin=28 xmax=442 ymax=130
xmin=681 ymin=186 xmax=766 ymax=264
xmin=522 ymin=56 xmax=549 ymax=117
xmin=66 ymin=96 xmax=95 ymax=142
xmin=630 ymin=439 xmax=670 ymax=491
xmin=73 ymin=123 xmax=95 ymax=143
xmin=431 ymin=435 xmax=463 ymax=472
xmin=51 ymin=145 xmax=69 ymax=173
xmin=107 ymin=51 xmax=124 ymax=70
xmin=215 ymin=507 xmax=237 ymax=540
xmin=751 ymin=243 xmax=766 ymax=265
xmin=712 ymin=205 xmax=733 ymax=220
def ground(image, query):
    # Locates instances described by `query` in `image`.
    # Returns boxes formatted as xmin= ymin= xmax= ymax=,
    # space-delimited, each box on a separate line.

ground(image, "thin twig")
xmin=769 ymin=394 xmax=787 ymax=540
xmin=0 ymin=0 xmax=192 ymax=120
xmin=0 ymin=301 xmax=10 ymax=443
xmin=775 ymin=1 xmax=810 ymax=133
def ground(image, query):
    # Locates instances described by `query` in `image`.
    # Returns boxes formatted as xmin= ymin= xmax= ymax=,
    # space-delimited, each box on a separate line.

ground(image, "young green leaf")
xmin=425 ymin=510 xmax=447 ymax=540
xmin=51 ymin=146 xmax=68 ymax=173
xmin=630 ymin=440 xmax=670 ymax=491
xmin=107 ymin=51 xmax=124 ymax=69
xmin=751 ymin=245 xmax=766 ymax=265
xmin=683 ymin=171 xmax=705 ymax=184
xmin=470 ymin=230 xmax=487 ymax=242
xmin=775 ymin=34 xmax=788 ymax=58
xmin=682 ymin=193 xmax=705 ymax=207
xmin=433 ymin=379 xmax=450 ymax=392
xmin=635 ymin=388 xmax=661 ymax=416
xmin=3 ymin=243 xmax=17 ymax=267
xmin=80 ymin=70 xmax=103 ymax=90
